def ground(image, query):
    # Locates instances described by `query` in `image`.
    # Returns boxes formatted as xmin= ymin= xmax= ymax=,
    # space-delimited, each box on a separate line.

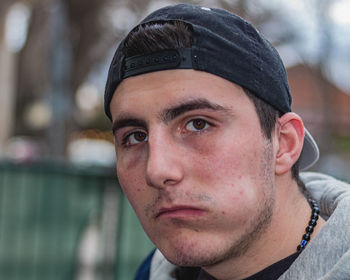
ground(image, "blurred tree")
xmin=12 ymin=0 xmax=157 ymax=158
xmin=0 ymin=0 xmax=14 ymax=23
xmin=14 ymin=0 xmax=117 ymax=157
xmin=0 ymin=1 xmax=27 ymax=152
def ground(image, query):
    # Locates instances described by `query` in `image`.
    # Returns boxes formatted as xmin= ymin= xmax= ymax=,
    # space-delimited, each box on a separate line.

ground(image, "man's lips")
xmin=155 ymin=205 xmax=207 ymax=219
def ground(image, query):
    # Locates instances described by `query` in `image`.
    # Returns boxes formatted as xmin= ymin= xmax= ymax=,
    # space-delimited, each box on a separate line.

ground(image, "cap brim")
xmin=299 ymin=129 xmax=319 ymax=170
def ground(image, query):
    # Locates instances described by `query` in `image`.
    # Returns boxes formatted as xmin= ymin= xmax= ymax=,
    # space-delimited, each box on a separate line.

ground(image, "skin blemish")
xmin=221 ymin=211 xmax=226 ymax=215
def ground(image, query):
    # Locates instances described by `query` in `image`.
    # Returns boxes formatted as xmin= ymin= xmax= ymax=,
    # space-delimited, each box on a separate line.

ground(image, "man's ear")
xmin=275 ymin=113 xmax=305 ymax=175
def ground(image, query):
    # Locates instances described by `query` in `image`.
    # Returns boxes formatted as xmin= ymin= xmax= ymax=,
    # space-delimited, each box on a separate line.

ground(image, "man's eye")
xmin=123 ymin=131 xmax=148 ymax=146
xmin=185 ymin=119 xmax=209 ymax=132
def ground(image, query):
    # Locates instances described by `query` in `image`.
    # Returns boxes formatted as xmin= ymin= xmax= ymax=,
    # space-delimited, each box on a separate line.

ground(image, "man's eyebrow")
xmin=112 ymin=99 xmax=230 ymax=133
xmin=160 ymin=98 xmax=230 ymax=123
xmin=112 ymin=117 xmax=147 ymax=134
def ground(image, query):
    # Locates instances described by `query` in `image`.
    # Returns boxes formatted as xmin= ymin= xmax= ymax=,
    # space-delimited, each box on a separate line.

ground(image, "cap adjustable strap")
xmin=123 ymin=48 xmax=193 ymax=79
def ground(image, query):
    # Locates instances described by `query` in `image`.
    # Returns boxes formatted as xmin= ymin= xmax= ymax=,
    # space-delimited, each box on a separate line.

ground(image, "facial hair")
xmin=174 ymin=139 xmax=276 ymax=267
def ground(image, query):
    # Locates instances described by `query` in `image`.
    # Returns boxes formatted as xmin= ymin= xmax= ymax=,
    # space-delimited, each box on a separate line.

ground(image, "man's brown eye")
xmin=123 ymin=131 xmax=148 ymax=146
xmin=185 ymin=119 xmax=209 ymax=132
xmin=134 ymin=132 xmax=147 ymax=141
xmin=193 ymin=119 xmax=206 ymax=129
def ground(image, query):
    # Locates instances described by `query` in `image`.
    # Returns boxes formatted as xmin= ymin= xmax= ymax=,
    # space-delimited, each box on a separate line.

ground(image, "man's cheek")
xmin=195 ymin=151 xmax=244 ymax=184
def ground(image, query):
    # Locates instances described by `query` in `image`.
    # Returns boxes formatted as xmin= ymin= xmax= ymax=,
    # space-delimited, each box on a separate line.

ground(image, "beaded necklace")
xmin=297 ymin=199 xmax=320 ymax=252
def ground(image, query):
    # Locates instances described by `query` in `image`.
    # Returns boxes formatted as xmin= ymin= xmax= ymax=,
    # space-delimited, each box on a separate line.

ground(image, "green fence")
xmin=0 ymin=161 xmax=154 ymax=280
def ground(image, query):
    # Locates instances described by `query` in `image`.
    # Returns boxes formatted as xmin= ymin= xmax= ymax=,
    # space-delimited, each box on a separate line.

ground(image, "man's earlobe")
xmin=275 ymin=113 xmax=305 ymax=175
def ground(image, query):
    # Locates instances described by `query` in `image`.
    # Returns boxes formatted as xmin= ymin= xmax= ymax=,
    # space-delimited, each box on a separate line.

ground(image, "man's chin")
xmin=158 ymin=238 xmax=226 ymax=268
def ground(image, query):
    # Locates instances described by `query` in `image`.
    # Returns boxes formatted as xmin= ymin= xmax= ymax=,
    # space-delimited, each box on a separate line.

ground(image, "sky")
xmin=279 ymin=0 xmax=350 ymax=92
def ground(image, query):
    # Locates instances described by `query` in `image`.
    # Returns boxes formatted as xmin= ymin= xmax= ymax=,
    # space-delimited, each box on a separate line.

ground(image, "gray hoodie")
xmin=279 ymin=172 xmax=350 ymax=279
xmin=148 ymin=172 xmax=350 ymax=280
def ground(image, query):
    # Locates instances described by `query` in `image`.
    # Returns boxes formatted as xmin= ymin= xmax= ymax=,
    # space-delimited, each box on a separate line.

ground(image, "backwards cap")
xmin=104 ymin=4 xmax=319 ymax=170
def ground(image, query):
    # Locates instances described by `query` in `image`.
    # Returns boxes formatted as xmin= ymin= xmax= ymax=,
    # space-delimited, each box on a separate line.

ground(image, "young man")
xmin=104 ymin=4 xmax=350 ymax=280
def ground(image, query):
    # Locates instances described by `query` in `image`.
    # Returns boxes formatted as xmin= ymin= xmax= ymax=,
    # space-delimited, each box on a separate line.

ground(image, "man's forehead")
xmin=109 ymin=69 xmax=246 ymax=121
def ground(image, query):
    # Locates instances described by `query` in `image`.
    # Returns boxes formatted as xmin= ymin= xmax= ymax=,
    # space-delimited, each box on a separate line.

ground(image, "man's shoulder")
xmin=281 ymin=172 xmax=350 ymax=279
xmin=301 ymin=171 xmax=350 ymax=218
xmin=134 ymin=249 xmax=156 ymax=280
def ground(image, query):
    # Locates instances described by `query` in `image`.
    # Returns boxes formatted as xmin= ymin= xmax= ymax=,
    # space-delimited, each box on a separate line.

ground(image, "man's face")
xmin=110 ymin=69 xmax=277 ymax=267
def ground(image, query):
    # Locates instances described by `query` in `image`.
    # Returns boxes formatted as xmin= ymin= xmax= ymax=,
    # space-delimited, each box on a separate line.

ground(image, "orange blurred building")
xmin=287 ymin=64 xmax=350 ymax=137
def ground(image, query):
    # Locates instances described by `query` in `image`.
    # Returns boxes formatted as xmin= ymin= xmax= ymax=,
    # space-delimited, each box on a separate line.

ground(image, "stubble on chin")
xmin=168 ymin=193 xmax=275 ymax=268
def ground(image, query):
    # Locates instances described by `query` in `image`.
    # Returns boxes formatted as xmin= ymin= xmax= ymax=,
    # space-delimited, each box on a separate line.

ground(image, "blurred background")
xmin=0 ymin=0 xmax=349 ymax=279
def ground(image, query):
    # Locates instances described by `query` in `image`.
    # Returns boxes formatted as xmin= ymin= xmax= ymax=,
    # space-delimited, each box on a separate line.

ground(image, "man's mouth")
xmin=155 ymin=205 xmax=207 ymax=219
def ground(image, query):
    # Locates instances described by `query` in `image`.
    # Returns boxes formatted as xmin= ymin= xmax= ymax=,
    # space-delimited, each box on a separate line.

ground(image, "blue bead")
xmin=297 ymin=198 xmax=319 ymax=253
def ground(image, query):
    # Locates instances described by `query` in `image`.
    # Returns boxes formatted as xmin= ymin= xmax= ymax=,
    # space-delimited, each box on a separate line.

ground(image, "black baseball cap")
xmin=104 ymin=4 xmax=319 ymax=170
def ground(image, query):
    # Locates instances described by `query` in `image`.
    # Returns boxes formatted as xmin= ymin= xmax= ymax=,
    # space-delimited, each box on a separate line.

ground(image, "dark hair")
xmin=243 ymin=89 xmax=301 ymax=183
xmin=122 ymin=21 xmax=301 ymax=182
xmin=124 ymin=21 xmax=193 ymax=57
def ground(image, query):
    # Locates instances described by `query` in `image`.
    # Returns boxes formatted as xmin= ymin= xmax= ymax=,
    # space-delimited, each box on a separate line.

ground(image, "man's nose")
xmin=145 ymin=132 xmax=184 ymax=189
